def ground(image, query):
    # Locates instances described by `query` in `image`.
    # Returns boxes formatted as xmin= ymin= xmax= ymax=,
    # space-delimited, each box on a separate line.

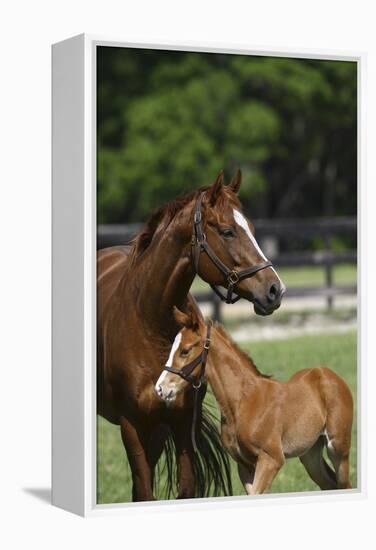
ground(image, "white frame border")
xmin=52 ymin=33 xmax=366 ymax=517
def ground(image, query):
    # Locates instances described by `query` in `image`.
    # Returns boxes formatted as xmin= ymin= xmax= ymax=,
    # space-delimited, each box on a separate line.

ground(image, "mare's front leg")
xmin=249 ymin=450 xmax=284 ymax=495
xmin=170 ymin=412 xmax=196 ymax=499
xmin=146 ymin=423 xmax=171 ymax=490
xmin=120 ymin=415 xmax=155 ymax=502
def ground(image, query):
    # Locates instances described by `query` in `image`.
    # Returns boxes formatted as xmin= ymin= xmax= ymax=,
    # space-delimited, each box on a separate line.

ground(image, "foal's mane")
xmin=215 ymin=323 xmax=272 ymax=379
xmin=125 ymin=185 xmax=240 ymax=268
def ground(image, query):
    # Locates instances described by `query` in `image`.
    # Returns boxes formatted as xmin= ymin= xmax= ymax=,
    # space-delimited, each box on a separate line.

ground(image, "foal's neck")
xmin=206 ymin=326 xmax=261 ymax=418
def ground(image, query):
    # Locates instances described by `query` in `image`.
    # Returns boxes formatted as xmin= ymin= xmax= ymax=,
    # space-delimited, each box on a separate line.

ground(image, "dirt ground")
xmin=200 ymin=295 xmax=357 ymax=342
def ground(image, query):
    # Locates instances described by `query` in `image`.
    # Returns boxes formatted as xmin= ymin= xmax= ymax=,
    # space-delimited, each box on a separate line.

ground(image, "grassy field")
xmin=97 ymin=330 xmax=357 ymax=503
xmin=191 ymin=263 xmax=356 ymax=294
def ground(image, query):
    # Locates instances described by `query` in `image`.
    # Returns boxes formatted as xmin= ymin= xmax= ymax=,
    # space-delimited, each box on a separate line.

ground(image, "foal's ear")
xmin=173 ymin=306 xmax=190 ymax=328
xmin=186 ymin=302 xmax=200 ymax=331
xmin=207 ymin=170 xmax=224 ymax=206
xmin=228 ymin=169 xmax=242 ymax=194
xmin=173 ymin=304 xmax=200 ymax=330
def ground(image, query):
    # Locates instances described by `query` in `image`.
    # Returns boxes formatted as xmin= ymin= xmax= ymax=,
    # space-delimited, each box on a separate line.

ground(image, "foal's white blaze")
xmin=166 ymin=332 xmax=182 ymax=367
xmin=155 ymin=332 xmax=182 ymax=387
xmin=233 ymin=209 xmax=285 ymax=290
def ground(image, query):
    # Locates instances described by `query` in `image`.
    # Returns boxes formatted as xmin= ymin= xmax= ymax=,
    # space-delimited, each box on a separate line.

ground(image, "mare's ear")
xmin=207 ymin=170 xmax=224 ymax=206
xmin=228 ymin=169 xmax=242 ymax=194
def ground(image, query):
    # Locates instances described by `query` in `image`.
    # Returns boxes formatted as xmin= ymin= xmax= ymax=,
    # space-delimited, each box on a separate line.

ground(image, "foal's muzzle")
xmin=155 ymin=383 xmax=176 ymax=402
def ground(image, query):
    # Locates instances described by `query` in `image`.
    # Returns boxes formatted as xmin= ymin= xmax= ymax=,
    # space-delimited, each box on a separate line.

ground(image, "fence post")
xmin=324 ymin=233 xmax=333 ymax=310
xmin=212 ymin=294 xmax=222 ymax=323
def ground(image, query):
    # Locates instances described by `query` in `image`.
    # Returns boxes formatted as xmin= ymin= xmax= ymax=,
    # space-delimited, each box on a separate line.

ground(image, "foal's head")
xmin=155 ymin=305 xmax=206 ymax=402
xmin=196 ymin=170 xmax=285 ymax=315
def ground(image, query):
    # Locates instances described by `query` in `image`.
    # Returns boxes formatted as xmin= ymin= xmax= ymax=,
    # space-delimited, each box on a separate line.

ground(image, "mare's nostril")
xmin=267 ymin=282 xmax=280 ymax=303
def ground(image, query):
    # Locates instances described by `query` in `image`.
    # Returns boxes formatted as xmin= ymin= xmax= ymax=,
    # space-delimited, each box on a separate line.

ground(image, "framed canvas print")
xmin=52 ymin=34 xmax=365 ymax=516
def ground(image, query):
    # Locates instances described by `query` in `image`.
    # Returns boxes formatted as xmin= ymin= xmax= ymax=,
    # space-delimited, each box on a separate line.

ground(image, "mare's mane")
xmin=125 ymin=185 xmax=240 ymax=268
xmin=215 ymin=323 xmax=272 ymax=379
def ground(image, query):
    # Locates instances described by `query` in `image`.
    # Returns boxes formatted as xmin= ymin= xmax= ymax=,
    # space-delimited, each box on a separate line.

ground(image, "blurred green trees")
xmin=97 ymin=48 xmax=357 ymax=224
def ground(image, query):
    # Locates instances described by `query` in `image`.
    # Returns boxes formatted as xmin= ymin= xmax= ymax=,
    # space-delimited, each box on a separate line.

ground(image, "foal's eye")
xmin=221 ymin=228 xmax=235 ymax=239
xmin=180 ymin=348 xmax=190 ymax=357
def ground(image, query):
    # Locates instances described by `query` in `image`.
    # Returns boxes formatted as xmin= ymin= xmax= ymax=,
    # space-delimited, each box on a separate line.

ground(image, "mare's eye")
xmin=181 ymin=348 xmax=190 ymax=357
xmin=221 ymin=228 xmax=235 ymax=239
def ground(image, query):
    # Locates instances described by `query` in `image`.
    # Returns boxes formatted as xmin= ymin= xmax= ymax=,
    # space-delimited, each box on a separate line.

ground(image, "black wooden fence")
xmin=97 ymin=217 xmax=357 ymax=320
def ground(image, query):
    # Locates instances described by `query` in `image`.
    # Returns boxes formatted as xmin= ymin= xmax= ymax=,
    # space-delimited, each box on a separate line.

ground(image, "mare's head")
xmin=155 ymin=304 xmax=207 ymax=402
xmin=196 ymin=170 xmax=285 ymax=315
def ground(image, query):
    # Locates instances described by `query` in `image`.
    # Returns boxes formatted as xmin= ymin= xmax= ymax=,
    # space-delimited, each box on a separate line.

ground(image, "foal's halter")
xmin=163 ymin=322 xmax=212 ymax=453
xmin=163 ymin=322 xmax=212 ymax=389
xmin=191 ymin=192 xmax=273 ymax=304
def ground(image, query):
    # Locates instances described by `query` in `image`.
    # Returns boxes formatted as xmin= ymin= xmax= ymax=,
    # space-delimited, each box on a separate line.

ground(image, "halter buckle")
xmin=228 ymin=271 xmax=240 ymax=285
xmin=204 ymin=338 xmax=210 ymax=350
xmin=194 ymin=211 xmax=202 ymax=224
xmin=192 ymin=380 xmax=202 ymax=390
xmin=196 ymin=234 xmax=206 ymax=247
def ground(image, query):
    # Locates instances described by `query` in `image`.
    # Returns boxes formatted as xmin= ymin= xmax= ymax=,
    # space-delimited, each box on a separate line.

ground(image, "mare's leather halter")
xmin=191 ymin=192 xmax=273 ymax=304
xmin=163 ymin=322 xmax=212 ymax=389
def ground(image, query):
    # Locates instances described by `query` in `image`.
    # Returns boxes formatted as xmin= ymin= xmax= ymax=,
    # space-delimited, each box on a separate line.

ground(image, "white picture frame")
xmin=52 ymin=33 xmax=366 ymax=517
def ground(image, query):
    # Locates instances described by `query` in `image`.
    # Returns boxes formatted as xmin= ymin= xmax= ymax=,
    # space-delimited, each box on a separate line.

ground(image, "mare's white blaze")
xmin=233 ymin=208 xmax=285 ymax=290
xmin=155 ymin=332 xmax=182 ymax=387
xmin=233 ymin=209 xmax=267 ymax=261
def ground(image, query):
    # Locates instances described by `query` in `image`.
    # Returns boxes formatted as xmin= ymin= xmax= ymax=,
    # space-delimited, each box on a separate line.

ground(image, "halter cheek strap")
xmin=162 ymin=322 xmax=212 ymax=453
xmin=191 ymin=192 xmax=273 ymax=304
xmin=163 ymin=322 xmax=212 ymax=388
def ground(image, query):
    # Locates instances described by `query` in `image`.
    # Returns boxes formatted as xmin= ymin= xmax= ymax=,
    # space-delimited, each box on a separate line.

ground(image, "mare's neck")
xmin=206 ymin=327 xmax=260 ymax=420
xmin=122 ymin=207 xmax=195 ymax=334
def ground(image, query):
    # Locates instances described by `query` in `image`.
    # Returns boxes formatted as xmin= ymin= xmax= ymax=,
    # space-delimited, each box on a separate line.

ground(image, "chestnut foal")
xmin=155 ymin=305 xmax=353 ymax=495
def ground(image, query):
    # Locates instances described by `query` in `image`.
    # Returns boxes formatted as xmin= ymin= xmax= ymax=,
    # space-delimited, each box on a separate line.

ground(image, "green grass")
xmin=191 ymin=263 xmax=357 ymax=294
xmin=97 ymin=330 xmax=357 ymax=503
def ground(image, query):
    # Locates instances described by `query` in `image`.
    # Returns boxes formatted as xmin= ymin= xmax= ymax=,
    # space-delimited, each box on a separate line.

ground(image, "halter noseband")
xmin=163 ymin=322 xmax=212 ymax=389
xmin=191 ymin=192 xmax=273 ymax=304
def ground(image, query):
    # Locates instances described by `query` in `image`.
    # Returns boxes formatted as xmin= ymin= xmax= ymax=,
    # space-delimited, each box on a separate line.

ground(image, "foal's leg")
xmin=325 ymin=411 xmax=353 ymax=489
xmin=237 ymin=463 xmax=255 ymax=495
xmin=299 ymin=437 xmax=337 ymax=490
xmin=321 ymin=367 xmax=353 ymax=489
xmin=249 ymin=450 xmax=283 ymax=495
xmin=326 ymin=437 xmax=352 ymax=489
xmin=329 ymin=452 xmax=351 ymax=489
xmin=120 ymin=416 xmax=155 ymax=502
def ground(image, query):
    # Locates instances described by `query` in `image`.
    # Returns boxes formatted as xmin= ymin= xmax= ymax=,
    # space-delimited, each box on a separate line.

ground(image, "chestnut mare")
xmin=97 ymin=171 xmax=285 ymax=501
xmin=156 ymin=305 xmax=353 ymax=494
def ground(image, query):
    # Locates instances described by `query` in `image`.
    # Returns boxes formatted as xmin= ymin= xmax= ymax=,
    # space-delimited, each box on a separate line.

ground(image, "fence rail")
xmin=97 ymin=217 xmax=357 ymax=320
xmin=97 ymin=217 xmax=357 ymax=250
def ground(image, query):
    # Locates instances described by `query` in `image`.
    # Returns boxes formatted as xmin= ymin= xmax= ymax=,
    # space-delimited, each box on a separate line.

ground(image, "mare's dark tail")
xmin=192 ymin=397 xmax=233 ymax=497
xmin=156 ymin=391 xmax=233 ymax=499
